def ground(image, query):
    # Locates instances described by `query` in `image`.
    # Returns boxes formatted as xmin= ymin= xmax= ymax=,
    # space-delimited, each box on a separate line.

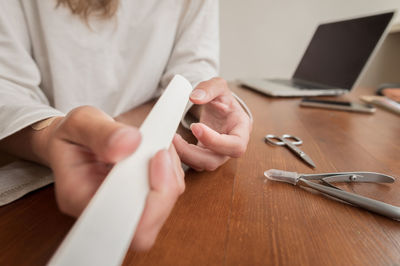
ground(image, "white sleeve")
xmin=157 ymin=1 xmax=253 ymax=130
xmin=160 ymin=0 xmax=219 ymax=89
xmin=0 ymin=2 xmax=64 ymax=140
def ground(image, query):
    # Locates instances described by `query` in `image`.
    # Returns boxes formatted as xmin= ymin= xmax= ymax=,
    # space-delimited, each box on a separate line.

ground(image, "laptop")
xmin=240 ymin=11 xmax=396 ymax=97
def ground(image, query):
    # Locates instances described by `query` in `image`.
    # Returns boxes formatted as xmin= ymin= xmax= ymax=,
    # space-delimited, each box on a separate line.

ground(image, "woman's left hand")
xmin=173 ymin=77 xmax=252 ymax=171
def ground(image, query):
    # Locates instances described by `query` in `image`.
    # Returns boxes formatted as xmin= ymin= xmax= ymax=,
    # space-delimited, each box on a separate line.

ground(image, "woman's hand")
xmin=173 ymin=77 xmax=252 ymax=171
xmin=43 ymin=106 xmax=184 ymax=250
xmin=381 ymin=88 xmax=400 ymax=102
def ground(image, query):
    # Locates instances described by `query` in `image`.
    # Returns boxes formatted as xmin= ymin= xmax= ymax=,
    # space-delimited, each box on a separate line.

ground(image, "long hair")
xmin=57 ymin=0 xmax=119 ymax=19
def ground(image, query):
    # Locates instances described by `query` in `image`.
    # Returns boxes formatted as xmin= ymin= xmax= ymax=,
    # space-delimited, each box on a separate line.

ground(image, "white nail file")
xmin=48 ymin=75 xmax=193 ymax=266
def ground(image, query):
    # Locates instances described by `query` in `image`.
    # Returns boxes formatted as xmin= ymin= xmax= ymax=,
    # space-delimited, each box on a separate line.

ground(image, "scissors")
xmin=265 ymin=134 xmax=316 ymax=168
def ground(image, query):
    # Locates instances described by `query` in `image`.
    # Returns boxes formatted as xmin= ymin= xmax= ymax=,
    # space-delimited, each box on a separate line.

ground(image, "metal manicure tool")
xmin=264 ymin=169 xmax=400 ymax=220
xmin=265 ymin=134 xmax=316 ymax=168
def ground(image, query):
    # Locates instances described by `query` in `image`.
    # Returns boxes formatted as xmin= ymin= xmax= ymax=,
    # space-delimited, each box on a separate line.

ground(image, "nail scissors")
xmin=264 ymin=169 xmax=400 ymax=220
xmin=265 ymin=134 xmax=316 ymax=168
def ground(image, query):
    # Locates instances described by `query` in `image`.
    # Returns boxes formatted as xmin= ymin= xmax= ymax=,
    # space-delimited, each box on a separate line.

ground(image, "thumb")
xmin=58 ymin=106 xmax=141 ymax=163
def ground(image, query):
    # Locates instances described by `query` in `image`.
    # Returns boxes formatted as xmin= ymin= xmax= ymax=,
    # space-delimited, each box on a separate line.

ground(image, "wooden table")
xmin=0 ymin=83 xmax=399 ymax=266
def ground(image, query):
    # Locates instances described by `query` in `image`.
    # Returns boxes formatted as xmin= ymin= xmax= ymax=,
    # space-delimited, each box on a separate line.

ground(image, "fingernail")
xmin=161 ymin=149 xmax=173 ymax=166
xmin=190 ymin=124 xmax=203 ymax=138
xmin=160 ymin=150 xmax=173 ymax=188
xmin=190 ymin=89 xmax=206 ymax=100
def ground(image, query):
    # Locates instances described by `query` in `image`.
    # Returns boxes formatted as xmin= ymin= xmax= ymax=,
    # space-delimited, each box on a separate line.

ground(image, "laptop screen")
xmin=293 ymin=12 xmax=394 ymax=90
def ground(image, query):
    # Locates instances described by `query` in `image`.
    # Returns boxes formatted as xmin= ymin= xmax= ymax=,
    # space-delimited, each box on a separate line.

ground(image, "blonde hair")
xmin=57 ymin=0 xmax=119 ymax=19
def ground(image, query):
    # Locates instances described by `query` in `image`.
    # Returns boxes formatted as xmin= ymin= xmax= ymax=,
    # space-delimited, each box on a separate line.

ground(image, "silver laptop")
xmin=240 ymin=11 xmax=396 ymax=97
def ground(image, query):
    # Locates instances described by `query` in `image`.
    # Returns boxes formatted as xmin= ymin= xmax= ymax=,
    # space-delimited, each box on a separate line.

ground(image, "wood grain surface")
xmin=0 ymin=83 xmax=399 ymax=266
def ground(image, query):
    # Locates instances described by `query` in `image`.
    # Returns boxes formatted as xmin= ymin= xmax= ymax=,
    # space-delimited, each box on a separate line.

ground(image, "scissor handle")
xmin=264 ymin=134 xmax=303 ymax=146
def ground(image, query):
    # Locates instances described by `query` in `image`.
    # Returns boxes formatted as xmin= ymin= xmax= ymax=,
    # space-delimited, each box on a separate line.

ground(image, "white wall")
xmin=219 ymin=0 xmax=400 ymax=89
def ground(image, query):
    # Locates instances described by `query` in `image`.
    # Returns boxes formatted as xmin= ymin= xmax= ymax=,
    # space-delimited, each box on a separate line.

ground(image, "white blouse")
xmin=0 ymin=0 xmax=219 ymax=140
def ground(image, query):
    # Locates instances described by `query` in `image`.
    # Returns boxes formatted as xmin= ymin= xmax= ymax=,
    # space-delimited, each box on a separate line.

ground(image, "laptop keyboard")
xmin=239 ymin=78 xmax=347 ymax=97
xmin=269 ymin=79 xmax=327 ymax=90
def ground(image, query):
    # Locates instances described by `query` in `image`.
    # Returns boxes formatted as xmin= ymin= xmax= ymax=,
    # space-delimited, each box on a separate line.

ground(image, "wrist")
xmin=30 ymin=116 xmax=64 ymax=166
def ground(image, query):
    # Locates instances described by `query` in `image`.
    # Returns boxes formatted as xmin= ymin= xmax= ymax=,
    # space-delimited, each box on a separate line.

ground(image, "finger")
xmin=173 ymin=134 xmax=229 ymax=171
xmin=58 ymin=106 xmax=141 ymax=163
xmin=131 ymin=149 xmax=183 ymax=250
xmin=190 ymin=122 xmax=249 ymax=158
xmin=189 ymin=77 xmax=230 ymax=104
xmin=383 ymin=88 xmax=400 ymax=101
xmin=168 ymin=144 xmax=185 ymax=192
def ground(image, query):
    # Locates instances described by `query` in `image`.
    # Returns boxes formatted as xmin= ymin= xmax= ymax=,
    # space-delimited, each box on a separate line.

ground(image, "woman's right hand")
xmin=35 ymin=106 xmax=185 ymax=250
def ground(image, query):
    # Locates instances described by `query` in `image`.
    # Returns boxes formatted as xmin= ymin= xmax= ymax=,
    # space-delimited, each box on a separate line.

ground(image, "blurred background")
xmin=219 ymin=0 xmax=400 ymax=91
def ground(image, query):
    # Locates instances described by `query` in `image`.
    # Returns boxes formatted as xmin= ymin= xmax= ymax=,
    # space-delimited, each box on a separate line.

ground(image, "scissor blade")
xmin=281 ymin=139 xmax=316 ymax=168
xmin=300 ymin=153 xmax=316 ymax=168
